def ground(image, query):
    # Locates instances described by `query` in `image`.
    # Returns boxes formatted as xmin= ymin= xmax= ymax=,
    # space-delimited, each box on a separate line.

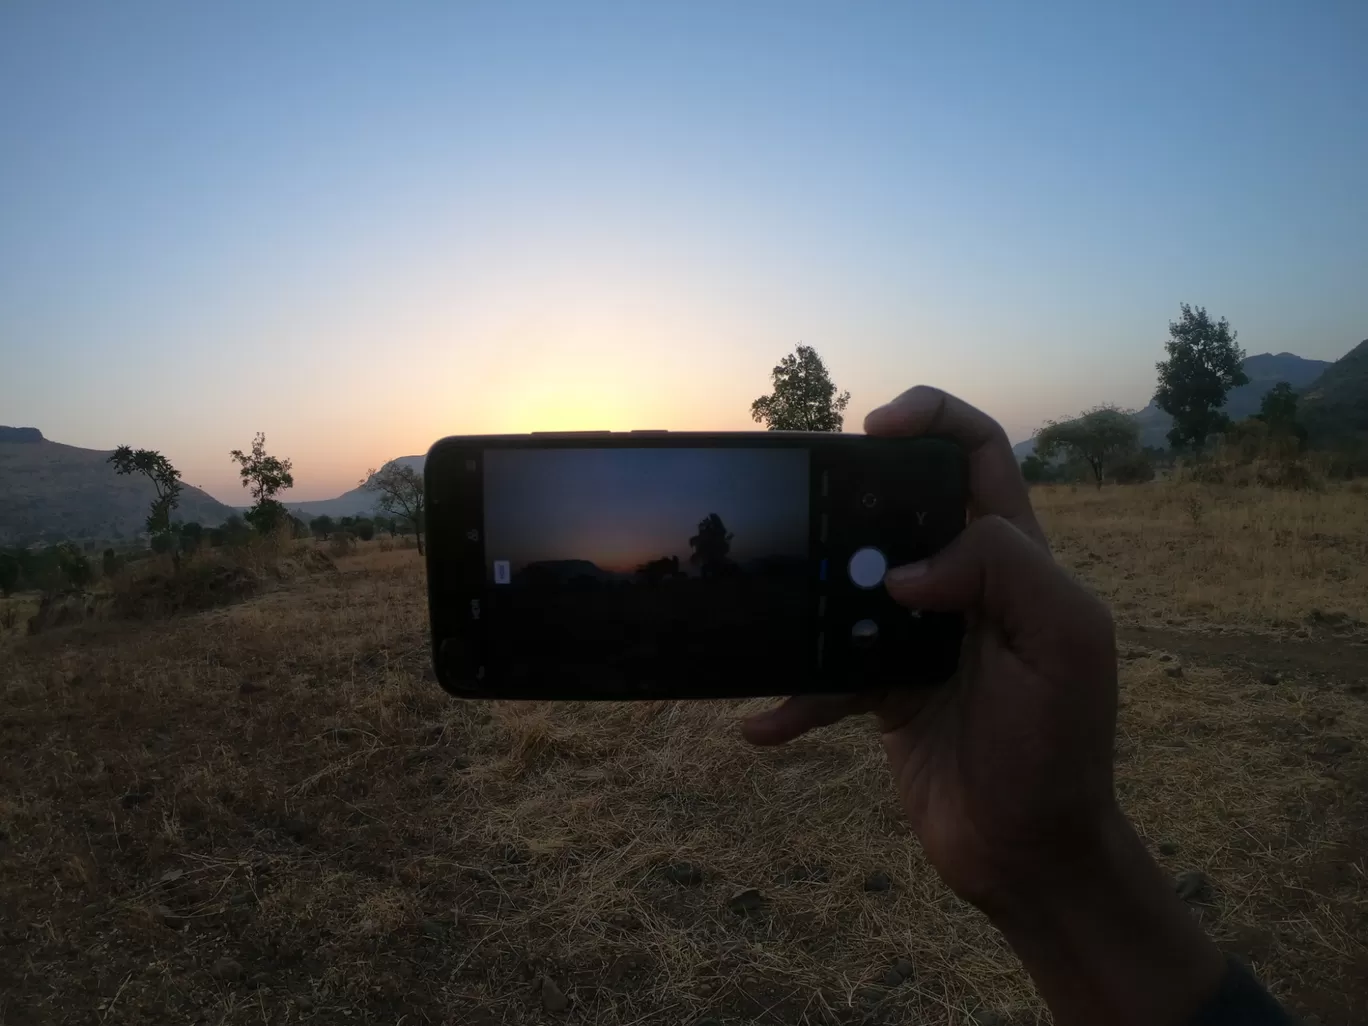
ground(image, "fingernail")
xmin=884 ymin=561 xmax=928 ymax=586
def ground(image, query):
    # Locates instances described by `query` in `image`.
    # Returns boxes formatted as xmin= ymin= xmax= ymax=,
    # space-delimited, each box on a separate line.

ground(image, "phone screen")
xmin=481 ymin=447 xmax=815 ymax=690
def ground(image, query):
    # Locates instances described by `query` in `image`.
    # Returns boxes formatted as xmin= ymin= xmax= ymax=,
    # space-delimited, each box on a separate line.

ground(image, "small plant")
xmin=1184 ymin=494 xmax=1205 ymax=527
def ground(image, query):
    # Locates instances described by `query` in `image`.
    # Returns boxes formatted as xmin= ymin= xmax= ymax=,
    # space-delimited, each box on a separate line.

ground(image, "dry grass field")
xmin=2 ymin=481 xmax=1366 ymax=1026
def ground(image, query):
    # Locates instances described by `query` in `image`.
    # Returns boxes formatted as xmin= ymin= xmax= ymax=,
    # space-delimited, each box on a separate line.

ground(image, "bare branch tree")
xmin=362 ymin=463 xmax=425 ymax=554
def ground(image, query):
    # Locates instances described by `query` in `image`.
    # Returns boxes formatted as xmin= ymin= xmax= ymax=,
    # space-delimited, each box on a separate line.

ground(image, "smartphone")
xmin=424 ymin=432 xmax=968 ymax=700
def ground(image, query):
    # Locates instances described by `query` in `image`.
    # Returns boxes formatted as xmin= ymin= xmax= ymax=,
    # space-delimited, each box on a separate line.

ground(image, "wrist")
xmin=981 ymin=806 xmax=1226 ymax=1026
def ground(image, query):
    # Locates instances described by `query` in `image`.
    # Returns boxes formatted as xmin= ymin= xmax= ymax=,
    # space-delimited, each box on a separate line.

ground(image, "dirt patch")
xmin=1119 ymin=626 xmax=1368 ymax=684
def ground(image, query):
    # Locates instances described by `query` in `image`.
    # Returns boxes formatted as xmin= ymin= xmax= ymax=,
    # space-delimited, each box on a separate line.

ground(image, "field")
xmin=2 ymin=481 xmax=1366 ymax=1025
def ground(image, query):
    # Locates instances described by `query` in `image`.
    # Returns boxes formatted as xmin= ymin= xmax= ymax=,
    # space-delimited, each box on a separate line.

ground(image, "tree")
xmin=310 ymin=515 xmax=335 ymax=540
xmin=750 ymin=344 xmax=851 ymax=431
xmin=230 ymin=433 xmax=295 ymax=532
xmin=362 ymin=463 xmax=425 ymax=554
xmin=354 ymin=518 xmax=375 ymax=542
xmin=55 ymin=543 xmax=92 ymax=590
xmin=1154 ymin=304 xmax=1249 ymax=451
xmin=1034 ymin=406 xmax=1141 ymax=489
xmin=179 ymin=522 xmax=204 ymax=553
xmin=688 ymin=513 xmax=734 ymax=574
xmin=1020 ymin=455 xmax=1050 ymax=484
xmin=1258 ymin=382 xmax=1298 ymax=426
xmin=108 ymin=445 xmax=183 ymax=540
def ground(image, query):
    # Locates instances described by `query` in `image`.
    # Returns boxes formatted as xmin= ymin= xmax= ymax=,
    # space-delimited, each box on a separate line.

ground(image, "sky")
xmin=483 ymin=447 xmax=808 ymax=573
xmin=2 ymin=1 xmax=1365 ymax=501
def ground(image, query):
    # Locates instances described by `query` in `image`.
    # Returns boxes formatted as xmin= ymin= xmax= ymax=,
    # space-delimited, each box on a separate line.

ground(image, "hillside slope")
xmin=287 ymin=455 xmax=424 ymax=520
xmin=1300 ymin=338 xmax=1368 ymax=445
xmin=0 ymin=431 xmax=237 ymax=544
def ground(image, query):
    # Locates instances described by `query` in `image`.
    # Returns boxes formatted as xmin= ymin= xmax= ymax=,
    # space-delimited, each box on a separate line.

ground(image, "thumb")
xmin=884 ymin=515 xmax=1102 ymax=641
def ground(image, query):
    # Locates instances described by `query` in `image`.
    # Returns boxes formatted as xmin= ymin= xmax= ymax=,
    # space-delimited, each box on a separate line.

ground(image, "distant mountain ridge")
xmin=1300 ymin=338 xmax=1368 ymax=445
xmin=1013 ymin=350 xmax=1339 ymax=458
xmin=286 ymin=455 xmax=424 ymax=520
xmin=0 ymin=432 xmax=238 ymax=545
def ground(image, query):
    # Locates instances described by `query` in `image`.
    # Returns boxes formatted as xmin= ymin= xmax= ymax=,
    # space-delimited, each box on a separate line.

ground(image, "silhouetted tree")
xmin=230 ymin=432 xmax=295 ymax=532
xmin=354 ymin=518 xmax=375 ymax=542
xmin=362 ymin=464 xmax=425 ymax=554
xmin=108 ymin=445 xmax=183 ymax=542
xmin=1154 ymin=305 xmax=1249 ymax=451
xmin=179 ymin=522 xmax=204 ymax=553
xmin=1035 ymin=406 xmax=1141 ymax=488
xmin=636 ymin=555 xmax=682 ymax=586
xmin=689 ymin=514 xmax=734 ymax=576
xmin=750 ymin=344 xmax=850 ymax=431
xmin=310 ymin=515 xmax=335 ymax=540
xmin=1020 ymin=455 xmax=1050 ymax=484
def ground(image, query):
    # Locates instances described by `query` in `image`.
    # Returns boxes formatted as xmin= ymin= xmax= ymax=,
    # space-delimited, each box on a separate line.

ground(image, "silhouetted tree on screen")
xmin=689 ymin=514 xmax=734 ymax=577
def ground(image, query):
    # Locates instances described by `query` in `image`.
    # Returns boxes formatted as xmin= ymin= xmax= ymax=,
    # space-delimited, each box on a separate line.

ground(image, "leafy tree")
xmin=1154 ymin=304 xmax=1249 ymax=451
xmin=0 ymin=553 xmax=18 ymax=596
xmin=1035 ymin=406 xmax=1141 ymax=489
xmin=750 ymin=344 xmax=851 ymax=431
xmin=55 ymin=543 xmax=92 ymax=590
xmin=230 ymin=433 xmax=295 ymax=531
xmin=108 ymin=445 xmax=183 ymax=540
xmin=1020 ymin=455 xmax=1050 ymax=483
xmin=218 ymin=514 xmax=252 ymax=547
xmin=354 ymin=518 xmax=375 ymax=542
xmin=310 ymin=515 xmax=335 ymax=540
xmin=362 ymin=463 xmax=426 ymax=554
xmin=688 ymin=513 xmax=734 ymax=573
xmin=179 ymin=522 xmax=204 ymax=553
xmin=1258 ymin=382 xmax=1298 ymax=426
xmin=378 ymin=516 xmax=397 ymax=537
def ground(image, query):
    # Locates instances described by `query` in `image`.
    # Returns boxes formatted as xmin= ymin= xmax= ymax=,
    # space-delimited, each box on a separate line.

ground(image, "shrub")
xmin=1110 ymin=451 xmax=1155 ymax=484
xmin=329 ymin=531 xmax=357 ymax=557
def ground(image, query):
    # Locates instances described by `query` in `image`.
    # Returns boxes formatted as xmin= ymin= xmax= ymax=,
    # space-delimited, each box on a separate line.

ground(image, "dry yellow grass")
xmin=1 ymin=484 xmax=1365 ymax=1025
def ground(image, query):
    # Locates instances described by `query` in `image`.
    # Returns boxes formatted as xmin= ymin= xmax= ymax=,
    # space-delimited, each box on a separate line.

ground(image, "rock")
xmin=211 ymin=957 xmax=243 ymax=982
xmin=1260 ymin=672 xmax=1280 ymax=686
xmin=249 ymin=972 xmax=271 ymax=989
xmin=1158 ymin=840 xmax=1179 ymax=856
xmin=728 ymin=887 xmax=765 ymax=914
xmin=1174 ymin=870 xmax=1212 ymax=902
xmin=1165 ymin=666 xmax=1185 ymax=679
xmin=540 ymin=976 xmax=570 ymax=1013
xmin=664 ymin=862 xmax=705 ymax=886
xmin=1320 ymin=738 xmax=1353 ymax=756
xmin=229 ymin=891 xmax=254 ymax=907
xmin=863 ymin=871 xmax=893 ymax=892
xmin=152 ymin=904 xmax=182 ymax=928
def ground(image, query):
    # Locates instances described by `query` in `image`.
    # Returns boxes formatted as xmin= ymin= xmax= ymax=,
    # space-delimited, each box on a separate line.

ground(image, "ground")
xmin=1 ymin=481 xmax=1366 ymax=1026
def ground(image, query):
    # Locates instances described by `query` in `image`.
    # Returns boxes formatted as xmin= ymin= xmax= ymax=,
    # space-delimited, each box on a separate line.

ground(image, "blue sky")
xmin=2 ymin=1 xmax=1365 ymax=500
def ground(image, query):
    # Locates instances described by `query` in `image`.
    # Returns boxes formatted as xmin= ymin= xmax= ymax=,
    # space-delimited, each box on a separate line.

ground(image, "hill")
xmin=0 ymin=429 xmax=237 ymax=545
xmin=1300 ymin=338 xmax=1368 ymax=446
xmin=1014 ymin=351 xmax=1334 ymax=458
xmin=286 ymin=455 xmax=424 ymax=520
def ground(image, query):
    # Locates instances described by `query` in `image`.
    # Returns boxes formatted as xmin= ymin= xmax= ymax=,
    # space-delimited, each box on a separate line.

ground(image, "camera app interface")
xmin=483 ymin=448 xmax=813 ymax=689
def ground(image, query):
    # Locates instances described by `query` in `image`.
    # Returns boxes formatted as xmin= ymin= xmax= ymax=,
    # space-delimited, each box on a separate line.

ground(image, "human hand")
xmin=742 ymin=386 xmax=1120 ymax=907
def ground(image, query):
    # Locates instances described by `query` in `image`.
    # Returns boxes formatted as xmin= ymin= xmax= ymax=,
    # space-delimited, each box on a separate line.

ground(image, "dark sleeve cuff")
xmin=1184 ymin=954 xmax=1293 ymax=1026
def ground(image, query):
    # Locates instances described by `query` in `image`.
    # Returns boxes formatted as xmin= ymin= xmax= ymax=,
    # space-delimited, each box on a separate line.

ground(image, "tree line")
xmin=1022 ymin=304 xmax=1321 ymax=487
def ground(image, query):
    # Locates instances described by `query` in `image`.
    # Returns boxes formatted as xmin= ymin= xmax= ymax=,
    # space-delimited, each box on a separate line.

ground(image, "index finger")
xmin=864 ymin=385 xmax=1048 ymax=551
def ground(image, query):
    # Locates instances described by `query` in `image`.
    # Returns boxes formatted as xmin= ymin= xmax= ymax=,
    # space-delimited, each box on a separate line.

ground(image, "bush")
xmin=1110 ymin=451 xmax=1155 ymax=484
xmin=101 ymin=548 xmax=120 ymax=579
xmin=354 ymin=519 xmax=375 ymax=542
xmin=328 ymin=531 xmax=357 ymax=557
